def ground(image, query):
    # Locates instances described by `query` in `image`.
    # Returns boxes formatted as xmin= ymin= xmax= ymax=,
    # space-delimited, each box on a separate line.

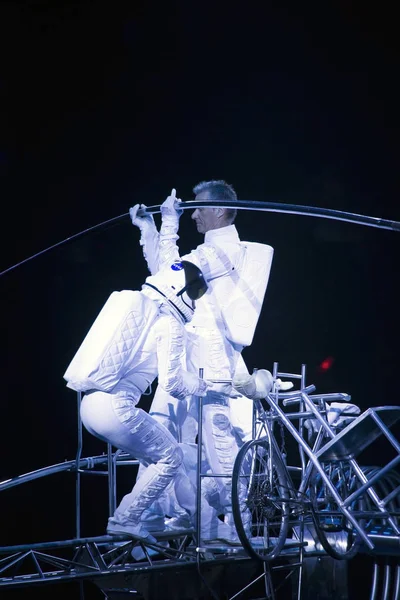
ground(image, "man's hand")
xmin=160 ymin=188 xmax=183 ymax=218
xmin=129 ymin=203 xmax=156 ymax=230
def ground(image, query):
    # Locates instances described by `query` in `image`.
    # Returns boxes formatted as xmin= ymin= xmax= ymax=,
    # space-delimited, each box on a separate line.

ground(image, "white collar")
xmin=204 ymin=225 xmax=239 ymax=243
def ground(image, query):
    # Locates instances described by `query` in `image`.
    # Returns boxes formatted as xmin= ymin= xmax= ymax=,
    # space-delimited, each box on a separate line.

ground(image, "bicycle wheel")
xmin=232 ymin=438 xmax=290 ymax=561
xmin=309 ymin=460 xmax=366 ymax=560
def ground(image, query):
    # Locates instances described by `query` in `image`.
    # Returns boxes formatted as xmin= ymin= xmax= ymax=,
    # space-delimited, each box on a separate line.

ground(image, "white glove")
xmin=159 ymin=188 xmax=183 ymax=245
xmin=129 ymin=203 xmax=156 ymax=231
xmin=233 ymin=372 xmax=257 ymax=398
xmin=180 ymin=371 xmax=212 ymax=397
xmin=160 ymin=188 xmax=183 ymax=218
xmin=197 ymin=378 xmax=213 ymax=397
xmin=273 ymin=378 xmax=294 ymax=392
xmin=233 ymin=369 xmax=274 ymax=399
xmin=233 ymin=370 xmax=294 ymax=399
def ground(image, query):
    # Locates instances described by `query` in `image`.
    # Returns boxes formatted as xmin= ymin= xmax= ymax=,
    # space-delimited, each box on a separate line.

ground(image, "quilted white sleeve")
xmin=154 ymin=310 xmax=209 ymax=400
xmin=158 ymin=216 xmax=181 ymax=272
xmin=130 ymin=204 xmax=161 ymax=275
xmin=140 ymin=227 xmax=160 ymax=275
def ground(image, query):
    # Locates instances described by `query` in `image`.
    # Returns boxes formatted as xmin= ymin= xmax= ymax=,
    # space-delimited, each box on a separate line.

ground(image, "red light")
xmin=319 ymin=356 xmax=334 ymax=371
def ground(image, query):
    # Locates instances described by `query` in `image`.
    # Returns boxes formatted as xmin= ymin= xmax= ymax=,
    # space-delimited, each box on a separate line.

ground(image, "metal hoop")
xmin=1 ymin=199 xmax=399 ymax=278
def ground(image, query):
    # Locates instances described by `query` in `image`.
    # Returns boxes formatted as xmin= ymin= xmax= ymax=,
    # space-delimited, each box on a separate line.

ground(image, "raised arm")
xmin=129 ymin=203 xmax=160 ymax=275
xmin=157 ymin=188 xmax=183 ymax=271
xmin=130 ymin=189 xmax=183 ymax=274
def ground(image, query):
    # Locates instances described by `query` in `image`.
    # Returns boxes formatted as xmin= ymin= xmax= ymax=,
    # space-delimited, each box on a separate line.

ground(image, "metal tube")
xmin=110 ymin=449 xmax=123 ymax=516
xmin=300 ymin=392 xmax=337 ymax=438
xmin=392 ymin=565 xmax=400 ymax=600
xmin=370 ymin=411 xmax=400 ymax=454
xmin=0 ymin=454 xmax=140 ymax=491
xmin=367 ymin=534 xmax=400 ymax=552
xmin=140 ymin=200 xmax=400 ymax=232
xmin=2 ymin=200 xmax=399 ymax=279
xmin=75 ymin=391 xmax=83 ymax=539
xmin=382 ymin=563 xmax=391 ymax=600
xmin=308 ymin=393 xmax=352 ymax=403
xmin=298 ymin=364 xmax=307 ymax=474
xmin=344 ymin=457 xmax=400 ymax=509
xmin=275 ymin=372 xmax=303 ymax=379
xmin=0 ymin=534 xmax=132 ymax=554
xmin=107 ymin=443 xmax=115 ymax=518
xmin=370 ymin=562 xmax=379 ymax=600
xmin=0 ymin=455 xmax=131 ymax=491
xmin=229 ymin=572 xmax=266 ymax=600
xmin=348 ymin=457 xmax=400 ymax=535
xmin=263 ymin=562 xmax=276 ymax=600
xmin=195 ymin=367 xmax=204 ymax=547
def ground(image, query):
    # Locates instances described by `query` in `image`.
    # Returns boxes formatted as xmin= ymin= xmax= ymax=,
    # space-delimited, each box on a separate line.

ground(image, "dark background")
xmin=0 ymin=2 xmax=399 ymax=598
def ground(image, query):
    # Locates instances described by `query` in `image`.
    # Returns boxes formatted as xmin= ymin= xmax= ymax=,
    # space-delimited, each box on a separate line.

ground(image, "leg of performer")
xmin=138 ymin=383 xmax=198 ymax=531
xmin=80 ymin=390 xmax=193 ymax=540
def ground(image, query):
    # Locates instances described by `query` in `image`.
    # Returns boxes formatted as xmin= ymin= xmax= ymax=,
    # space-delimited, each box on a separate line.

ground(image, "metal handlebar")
xmin=282 ymin=389 xmax=350 ymax=407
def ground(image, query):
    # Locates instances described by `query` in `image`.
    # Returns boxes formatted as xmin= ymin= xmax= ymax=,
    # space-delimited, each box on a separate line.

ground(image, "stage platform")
xmin=1 ymin=525 xmax=399 ymax=599
xmin=1 ymin=378 xmax=400 ymax=598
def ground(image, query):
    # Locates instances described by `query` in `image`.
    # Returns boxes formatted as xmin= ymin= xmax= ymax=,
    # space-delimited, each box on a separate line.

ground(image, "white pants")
xmin=81 ymin=391 xmax=195 ymax=528
xmin=146 ymin=326 xmax=251 ymax=519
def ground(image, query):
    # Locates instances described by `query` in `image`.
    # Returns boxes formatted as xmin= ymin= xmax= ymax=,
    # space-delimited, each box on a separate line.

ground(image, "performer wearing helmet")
xmin=63 ymin=192 xmax=238 ymax=546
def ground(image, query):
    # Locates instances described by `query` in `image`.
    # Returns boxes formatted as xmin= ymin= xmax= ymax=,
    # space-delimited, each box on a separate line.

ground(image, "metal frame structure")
xmin=1 ymin=365 xmax=400 ymax=599
xmin=231 ymin=364 xmax=400 ymax=558
xmin=1 ymin=201 xmax=400 ymax=598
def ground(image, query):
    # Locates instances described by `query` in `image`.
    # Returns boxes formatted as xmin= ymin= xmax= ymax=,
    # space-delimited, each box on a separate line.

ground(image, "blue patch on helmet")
xmin=171 ymin=261 xmax=184 ymax=271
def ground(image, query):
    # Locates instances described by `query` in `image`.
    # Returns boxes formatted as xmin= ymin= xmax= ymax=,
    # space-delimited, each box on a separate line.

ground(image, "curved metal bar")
xmin=141 ymin=200 xmax=400 ymax=233
xmin=1 ymin=199 xmax=399 ymax=278
xmin=0 ymin=213 xmax=126 ymax=278
xmin=0 ymin=454 xmax=138 ymax=492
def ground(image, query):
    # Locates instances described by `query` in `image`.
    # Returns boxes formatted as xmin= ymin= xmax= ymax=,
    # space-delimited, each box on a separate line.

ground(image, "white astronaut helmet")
xmin=143 ymin=260 xmax=208 ymax=323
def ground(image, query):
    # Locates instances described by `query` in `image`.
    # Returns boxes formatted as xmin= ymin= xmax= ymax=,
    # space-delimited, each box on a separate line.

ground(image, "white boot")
xmin=107 ymin=518 xmax=157 ymax=542
xmin=165 ymin=513 xmax=194 ymax=531
xmin=200 ymin=502 xmax=241 ymax=545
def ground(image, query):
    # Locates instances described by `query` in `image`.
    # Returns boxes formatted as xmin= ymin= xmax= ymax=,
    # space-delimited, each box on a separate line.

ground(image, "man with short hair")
xmin=133 ymin=180 xmax=274 ymax=542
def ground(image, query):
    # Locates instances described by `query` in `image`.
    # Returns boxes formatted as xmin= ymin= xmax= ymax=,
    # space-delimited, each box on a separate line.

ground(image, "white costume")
xmin=64 ymin=249 xmax=233 ymax=542
xmin=137 ymin=202 xmax=274 ymax=540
